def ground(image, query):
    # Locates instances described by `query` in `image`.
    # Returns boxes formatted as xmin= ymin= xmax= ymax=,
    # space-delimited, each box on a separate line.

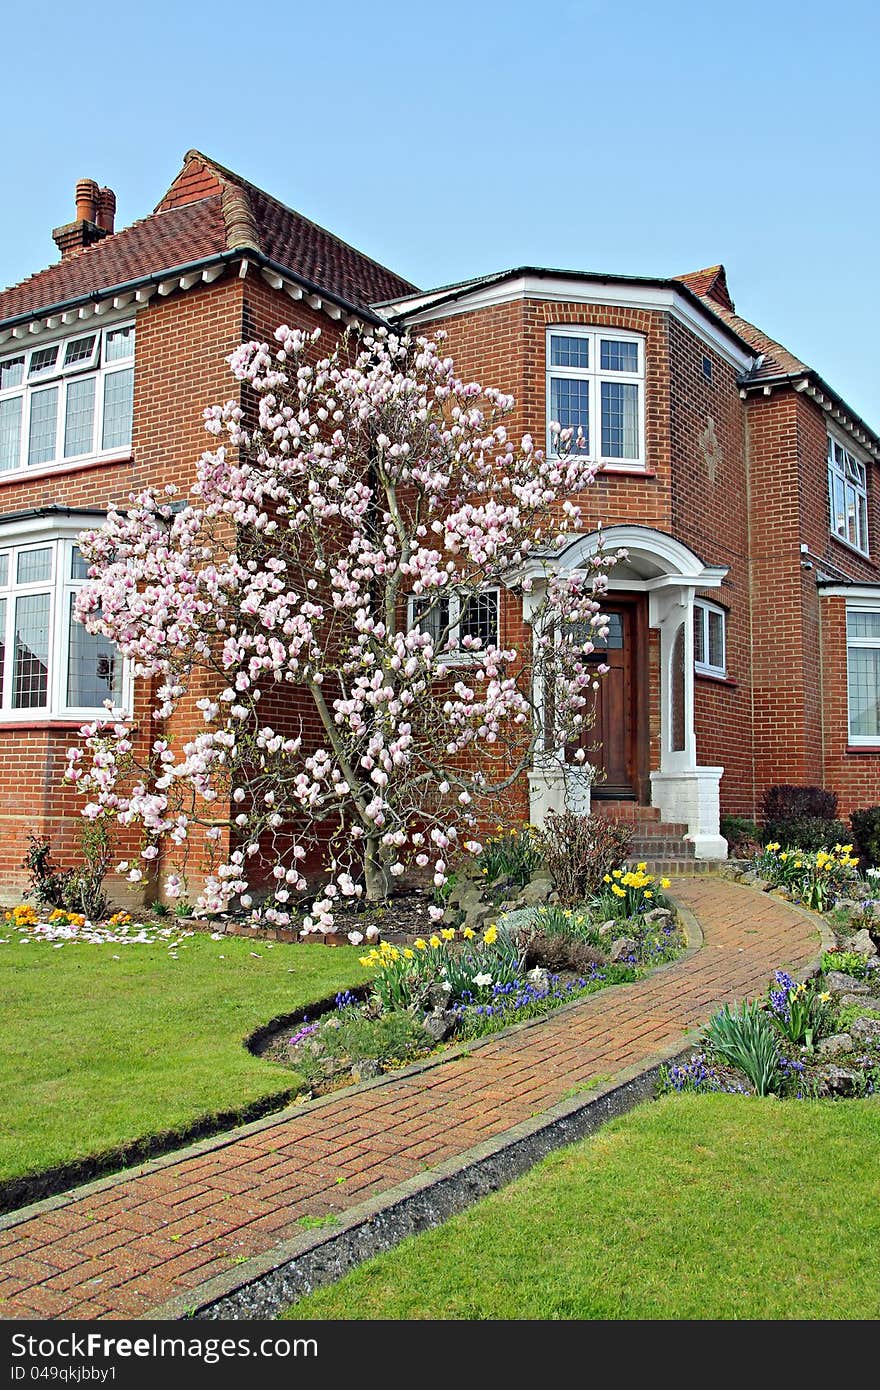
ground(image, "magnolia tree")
xmin=67 ymin=326 xmax=616 ymax=931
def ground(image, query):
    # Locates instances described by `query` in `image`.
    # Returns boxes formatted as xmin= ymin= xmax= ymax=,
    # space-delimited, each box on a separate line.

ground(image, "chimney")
xmin=52 ymin=178 xmax=114 ymax=260
xmin=96 ymin=186 xmax=116 ymax=233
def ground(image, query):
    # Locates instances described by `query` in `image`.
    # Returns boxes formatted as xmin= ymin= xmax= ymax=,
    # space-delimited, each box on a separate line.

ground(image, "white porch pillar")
xmin=649 ymin=585 xmax=727 ymax=859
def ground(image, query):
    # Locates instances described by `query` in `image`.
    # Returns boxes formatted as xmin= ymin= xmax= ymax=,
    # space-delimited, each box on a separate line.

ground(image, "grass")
xmin=0 ymin=932 xmax=368 ymax=1185
xmin=285 ymin=1094 xmax=880 ymax=1320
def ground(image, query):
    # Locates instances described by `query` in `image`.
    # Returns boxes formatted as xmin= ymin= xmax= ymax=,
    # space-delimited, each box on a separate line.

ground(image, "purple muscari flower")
xmin=774 ymin=969 xmax=795 ymax=992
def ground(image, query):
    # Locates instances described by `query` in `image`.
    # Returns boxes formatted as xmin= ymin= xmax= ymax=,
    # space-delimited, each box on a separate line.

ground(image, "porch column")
xmin=649 ymin=585 xmax=727 ymax=859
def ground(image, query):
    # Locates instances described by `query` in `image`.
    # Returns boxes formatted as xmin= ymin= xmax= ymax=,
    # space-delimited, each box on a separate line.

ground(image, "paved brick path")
xmin=0 ymin=879 xmax=819 ymax=1320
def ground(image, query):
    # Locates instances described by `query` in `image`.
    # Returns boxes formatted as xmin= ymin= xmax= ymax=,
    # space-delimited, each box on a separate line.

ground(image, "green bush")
xmin=850 ymin=806 xmax=880 ymax=867
xmin=763 ymin=816 xmax=850 ymax=852
xmin=720 ymin=816 xmax=760 ymax=857
xmin=822 ymin=950 xmax=870 ymax=979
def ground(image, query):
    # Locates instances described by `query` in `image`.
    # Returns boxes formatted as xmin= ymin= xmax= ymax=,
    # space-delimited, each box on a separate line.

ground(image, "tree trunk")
xmin=363 ymin=837 xmax=388 ymax=903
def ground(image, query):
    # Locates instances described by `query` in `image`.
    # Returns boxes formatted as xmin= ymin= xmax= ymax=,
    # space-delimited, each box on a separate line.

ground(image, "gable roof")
xmin=676 ymin=265 xmax=879 ymax=457
xmin=0 ymin=151 xmax=416 ymax=326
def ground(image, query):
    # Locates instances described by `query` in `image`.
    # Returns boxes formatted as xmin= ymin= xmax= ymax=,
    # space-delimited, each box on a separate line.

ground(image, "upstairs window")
xmin=694 ymin=599 xmax=726 ymax=678
xmin=0 ymin=536 xmax=127 ymax=718
xmin=828 ymin=435 xmax=869 ymax=555
xmin=546 ymin=328 xmax=645 ymax=469
xmin=0 ymin=324 xmax=135 ymax=475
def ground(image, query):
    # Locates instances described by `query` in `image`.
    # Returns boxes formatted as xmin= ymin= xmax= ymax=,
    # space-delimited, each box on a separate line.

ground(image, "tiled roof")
xmin=0 ymin=151 xmax=417 ymax=325
xmin=0 ymin=199 xmax=226 ymax=322
xmin=675 ymin=265 xmax=808 ymax=383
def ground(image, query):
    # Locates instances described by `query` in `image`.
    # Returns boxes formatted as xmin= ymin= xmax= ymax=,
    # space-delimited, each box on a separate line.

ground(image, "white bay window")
xmin=0 ymin=323 xmax=134 ymax=475
xmin=0 ymin=526 xmax=129 ymax=719
xmin=847 ymin=606 xmax=880 ymax=744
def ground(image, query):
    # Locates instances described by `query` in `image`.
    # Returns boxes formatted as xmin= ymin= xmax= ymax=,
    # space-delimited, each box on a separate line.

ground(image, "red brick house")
xmin=1 ymin=151 xmax=878 ymax=892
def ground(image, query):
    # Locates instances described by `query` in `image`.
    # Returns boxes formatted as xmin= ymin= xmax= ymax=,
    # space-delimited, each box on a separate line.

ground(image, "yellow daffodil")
xmin=414 ymin=938 xmax=428 ymax=951
xmin=483 ymin=924 xmax=498 ymax=945
xmin=441 ymin=927 xmax=455 ymax=941
xmin=661 ymin=878 xmax=671 ymax=890
xmin=461 ymin=927 xmax=476 ymax=939
xmin=429 ymin=935 xmax=442 ymax=949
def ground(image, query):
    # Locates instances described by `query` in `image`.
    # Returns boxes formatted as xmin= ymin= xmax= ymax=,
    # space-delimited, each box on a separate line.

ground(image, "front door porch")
xmin=526 ymin=525 xmax=729 ymax=859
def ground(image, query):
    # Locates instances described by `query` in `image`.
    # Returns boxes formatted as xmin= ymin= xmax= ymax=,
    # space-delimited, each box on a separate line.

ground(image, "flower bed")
xmin=266 ymin=889 xmax=687 ymax=1095
xmin=660 ymin=953 xmax=880 ymax=1101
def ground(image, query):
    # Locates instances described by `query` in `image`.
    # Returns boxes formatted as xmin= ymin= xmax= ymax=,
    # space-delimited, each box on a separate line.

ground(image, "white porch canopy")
xmin=525 ymin=524 xmax=729 ymax=859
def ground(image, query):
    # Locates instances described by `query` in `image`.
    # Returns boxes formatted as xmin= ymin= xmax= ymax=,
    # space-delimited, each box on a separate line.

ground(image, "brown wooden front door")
xmin=569 ymin=601 xmax=644 ymax=800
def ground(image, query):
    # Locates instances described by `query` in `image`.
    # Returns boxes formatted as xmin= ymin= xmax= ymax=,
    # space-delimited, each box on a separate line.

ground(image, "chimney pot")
xmin=75 ymin=178 xmax=99 ymax=225
xmin=96 ymin=187 xmax=116 ymax=233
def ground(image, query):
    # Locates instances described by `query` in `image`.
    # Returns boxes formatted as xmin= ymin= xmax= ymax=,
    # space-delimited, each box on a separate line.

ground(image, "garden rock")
xmin=455 ymin=884 xmax=493 ymax=930
xmin=610 ymin=936 xmax=638 ymax=963
xmin=816 ymin=1066 xmax=863 ymax=1098
xmin=644 ymin=907 xmax=673 ymax=924
xmin=850 ymin=1015 xmax=880 ymax=1046
xmin=815 ymin=1032 xmax=853 ymax=1058
xmin=352 ymin=1058 xmax=381 ymax=1082
xmin=740 ymin=872 xmax=769 ymax=891
xmin=840 ymin=993 xmax=880 ymax=1011
xmin=597 ymin=920 xmax=618 ymax=937
xmin=824 ymin=971 xmax=869 ymax=996
xmin=422 ymin=1008 xmax=457 ymax=1043
xmin=517 ymin=873 xmax=554 ymax=908
xmin=425 ymin=981 xmax=454 ymax=1010
xmin=526 ymin=966 xmax=551 ymax=993
xmin=851 ymin=928 xmax=878 ymax=958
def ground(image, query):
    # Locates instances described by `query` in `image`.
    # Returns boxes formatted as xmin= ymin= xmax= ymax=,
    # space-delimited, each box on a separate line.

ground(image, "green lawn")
xmin=286 ymin=1093 xmax=880 ymax=1320
xmin=0 ymin=933 xmax=367 ymax=1186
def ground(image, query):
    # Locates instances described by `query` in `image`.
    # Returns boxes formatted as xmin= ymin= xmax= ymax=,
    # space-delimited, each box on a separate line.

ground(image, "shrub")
xmin=850 ymin=806 xmax=880 ymax=867
xmin=23 ymin=823 xmax=113 ymax=922
xmin=720 ymin=816 xmax=760 ymax=857
xmin=536 ymin=812 xmax=631 ymax=906
xmin=520 ymin=927 xmax=607 ymax=976
xmin=477 ymin=826 xmax=542 ymax=888
xmin=703 ymin=1000 xmax=782 ymax=1096
xmin=763 ymin=816 xmax=851 ymax=852
xmin=762 ymin=785 xmax=839 ymax=823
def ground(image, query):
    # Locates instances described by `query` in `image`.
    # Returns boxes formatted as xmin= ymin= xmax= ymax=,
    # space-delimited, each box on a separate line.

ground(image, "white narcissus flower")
xmin=473 ymin=972 xmax=493 ymax=988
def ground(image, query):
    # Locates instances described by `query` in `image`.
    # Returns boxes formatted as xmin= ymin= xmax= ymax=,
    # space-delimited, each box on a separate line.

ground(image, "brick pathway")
xmin=0 ymin=879 xmax=819 ymax=1320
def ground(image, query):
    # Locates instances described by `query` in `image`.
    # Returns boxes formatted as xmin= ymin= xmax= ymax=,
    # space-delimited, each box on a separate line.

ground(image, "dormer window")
xmin=828 ymin=433 xmax=869 ymax=556
xmin=546 ymin=328 xmax=646 ymax=470
xmin=0 ymin=323 xmax=135 ymax=476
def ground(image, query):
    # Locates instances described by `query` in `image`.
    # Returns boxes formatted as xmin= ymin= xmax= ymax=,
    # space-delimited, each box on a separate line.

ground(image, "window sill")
xmin=829 ymin=532 xmax=873 ymax=564
xmin=0 ymin=454 xmax=132 ymax=487
xmin=0 ymin=719 xmax=96 ymax=732
xmin=846 ymin=744 xmax=880 ymax=755
xmin=695 ymin=669 xmax=737 ymax=688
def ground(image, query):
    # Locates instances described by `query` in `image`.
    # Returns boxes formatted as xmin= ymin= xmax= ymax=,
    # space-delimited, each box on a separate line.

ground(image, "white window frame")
xmin=0 ymin=321 xmax=135 ymax=479
xmin=846 ymin=602 xmax=880 ymax=746
xmin=694 ymin=598 xmax=726 ymax=678
xmin=408 ymin=587 xmax=501 ymax=663
xmin=546 ymin=326 xmax=646 ymax=470
xmin=828 ymin=431 xmax=869 ymax=557
xmin=0 ymin=517 xmax=132 ymax=721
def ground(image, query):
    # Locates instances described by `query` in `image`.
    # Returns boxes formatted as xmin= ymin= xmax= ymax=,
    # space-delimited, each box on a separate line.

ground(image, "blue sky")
xmin=4 ymin=0 xmax=879 ymax=422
